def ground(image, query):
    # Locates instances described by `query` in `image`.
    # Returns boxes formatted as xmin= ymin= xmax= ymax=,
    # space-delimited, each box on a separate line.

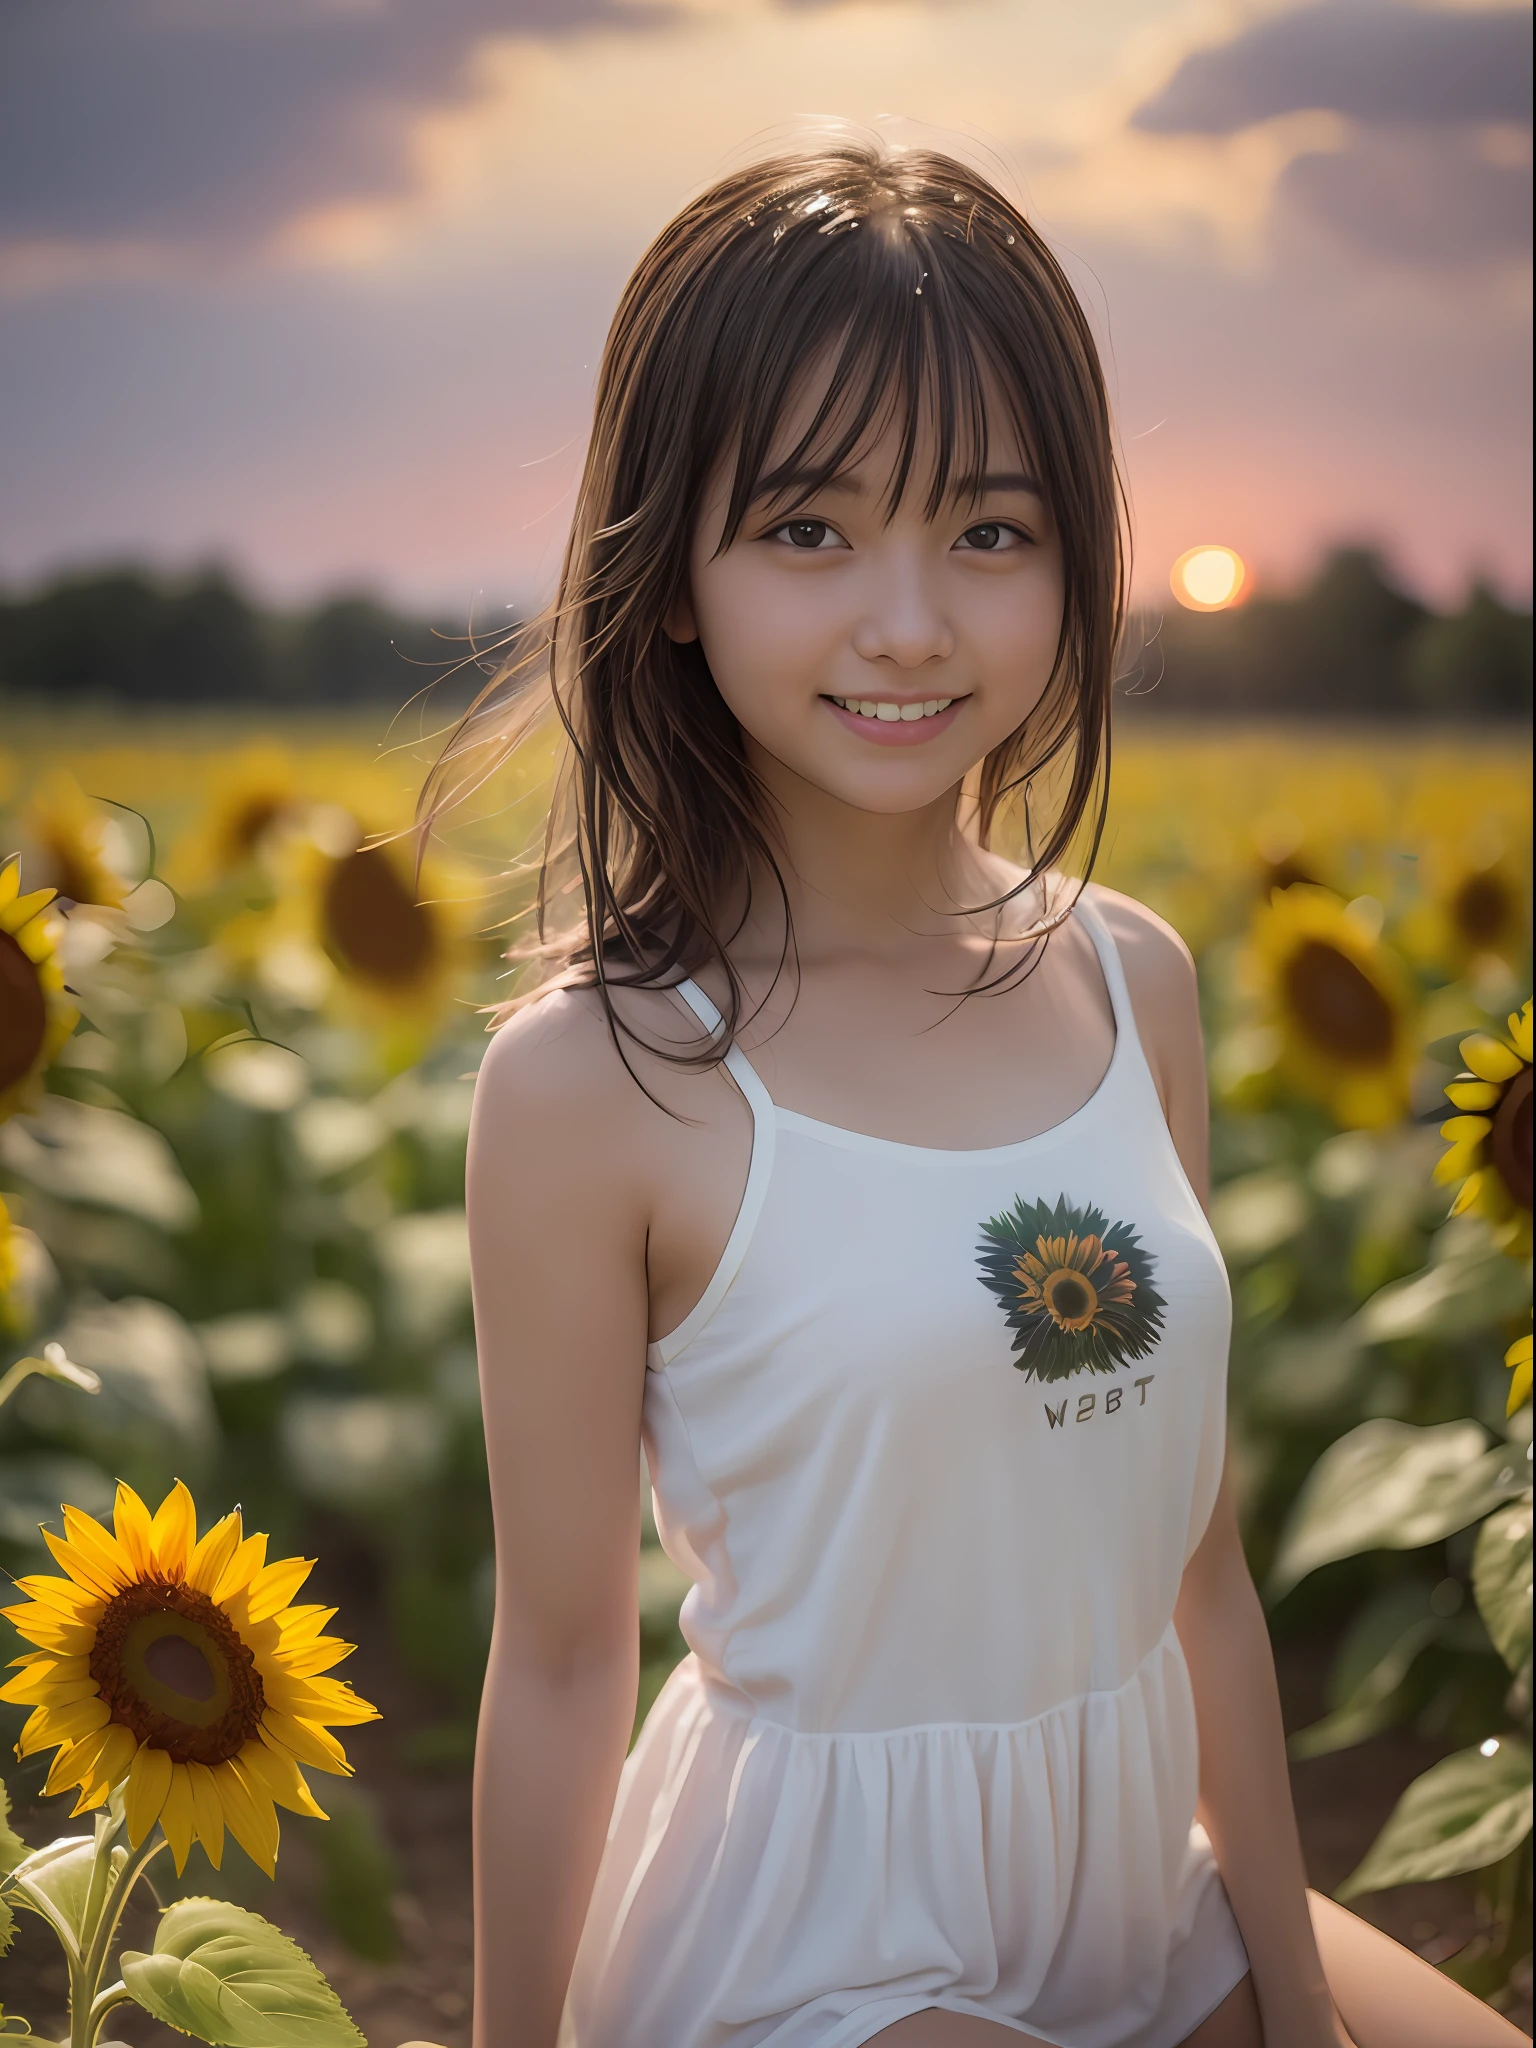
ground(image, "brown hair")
xmin=423 ymin=137 xmax=1127 ymax=1059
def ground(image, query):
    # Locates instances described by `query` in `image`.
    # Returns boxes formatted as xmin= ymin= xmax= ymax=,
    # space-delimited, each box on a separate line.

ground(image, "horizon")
xmin=1 ymin=1 xmax=1531 ymax=615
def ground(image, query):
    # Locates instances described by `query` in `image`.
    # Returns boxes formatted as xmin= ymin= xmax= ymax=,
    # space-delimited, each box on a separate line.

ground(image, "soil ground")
xmin=3 ymin=1626 xmax=1530 ymax=2047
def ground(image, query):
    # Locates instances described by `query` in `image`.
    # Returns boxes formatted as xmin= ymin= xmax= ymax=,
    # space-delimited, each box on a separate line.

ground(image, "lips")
xmin=822 ymin=693 xmax=968 ymax=746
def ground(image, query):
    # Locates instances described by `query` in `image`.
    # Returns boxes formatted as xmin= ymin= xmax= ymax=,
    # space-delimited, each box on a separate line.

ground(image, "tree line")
xmin=0 ymin=549 xmax=1528 ymax=716
xmin=1123 ymin=547 xmax=1530 ymax=719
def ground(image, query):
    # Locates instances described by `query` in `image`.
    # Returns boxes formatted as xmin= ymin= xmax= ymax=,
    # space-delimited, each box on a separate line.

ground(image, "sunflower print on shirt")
xmin=976 ymin=1192 xmax=1166 ymax=1382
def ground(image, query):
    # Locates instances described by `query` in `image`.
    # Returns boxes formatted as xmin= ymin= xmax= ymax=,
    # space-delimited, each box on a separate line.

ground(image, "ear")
xmin=662 ymin=585 xmax=699 ymax=644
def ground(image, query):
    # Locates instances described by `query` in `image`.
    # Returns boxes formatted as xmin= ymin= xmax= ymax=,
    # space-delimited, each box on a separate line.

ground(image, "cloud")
xmin=1277 ymin=124 xmax=1532 ymax=261
xmin=0 ymin=0 xmax=675 ymax=253
xmin=1131 ymin=1 xmax=1532 ymax=134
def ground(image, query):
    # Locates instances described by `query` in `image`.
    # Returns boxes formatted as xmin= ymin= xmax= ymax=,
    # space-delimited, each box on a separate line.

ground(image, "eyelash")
xmin=768 ymin=519 xmax=1033 ymax=552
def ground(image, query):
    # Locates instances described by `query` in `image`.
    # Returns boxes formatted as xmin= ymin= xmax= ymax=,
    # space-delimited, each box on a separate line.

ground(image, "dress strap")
xmin=1069 ymin=890 xmax=1149 ymax=1075
xmin=672 ymin=978 xmax=777 ymax=1122
xmin=654 ymin=980 xmax=778 ymax=1368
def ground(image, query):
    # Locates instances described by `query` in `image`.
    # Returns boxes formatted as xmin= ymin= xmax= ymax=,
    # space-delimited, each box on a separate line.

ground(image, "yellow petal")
xmin=245 ymin=1555 xmax=316 ymax=1623
xmin=13 ymin=1574 xmax=103 ymax=1620
xmin=1450 ymin=1172 xmax=1487 ymax=1216
xmin=1 ymin=1606 xmax=98 ymax=1655
xmin=0 ymin=1667 xmax=100 ymax=1708
xmin=1510 ymin=1004 xmax=1533 ymax=1063
xmin=159 ymin=1764 xmax=197 ymax=1876
xmin=1435 ymin=1143 xmax=1485 ymax=1187
xmin=1446 ymin=1080 xmax=1502 ymax=1112
xmin=212 ymin=1530 xmax=268 ymax=1606
xmin=260 ymin=1708 xmax=354 ymax=1776
xmin=42 ymin=1721 xmax=116 ymax=1798
xmin=1440 ymin=1115 xmax=1494 ymax=1144
xmin=260 ymin=1669 xmax=379 ymax=1726
xmin=42 ymin=1528 xmax=123 ymax=1603
xmin=89 ymin=1722 xmax=142 ymax=1798
xmin=277 ymin=1636 xmax=355 ymax=1679
xmin=149 ymin=1481 xmax=198 ymax=1580
xmin=18 ymin=1692 xmax=110 ymax=1753
xmin=112 ymin=1482 xmax=157 ymax=1578
xmin=1506 ymin=1334 xmax=1534 ymax=1369
xmin=124 ymin=1741 xmax=174 ymax=1847
xmin=60 ymin=1506 xmax=134 ymax=1593
xmin=185 ymin=1510 xmax=244 ymax=1597
xmin=0 ymin=858 xmax=16 ymax=908
xmin=1461 ymin=1033 xmax=1523 ymax=1083
xmin=237 ymin=1735 xmax=327 ymax=1819
xmin=186 ymin=1760 xmax=226 ymax=1869
xmin=1508 ymin=1358 xmax=1533 ymax=1416
xmin=212 ymin=1755 xmax=280 ymax=1878
xmin=273 ymin=1604 xmax=338 ymax=1645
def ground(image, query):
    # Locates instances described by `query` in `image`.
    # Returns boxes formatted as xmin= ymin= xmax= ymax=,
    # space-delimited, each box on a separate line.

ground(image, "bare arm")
xmin=466 ymin=994 xmax=652 ymax=2048
xmin=1100 ymin=888 xmax=1353 ymax=2048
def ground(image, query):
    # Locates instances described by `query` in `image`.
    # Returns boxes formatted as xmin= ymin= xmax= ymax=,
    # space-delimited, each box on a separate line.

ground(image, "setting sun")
xmin=1170 ymin=545 xmax=1247 ymax=612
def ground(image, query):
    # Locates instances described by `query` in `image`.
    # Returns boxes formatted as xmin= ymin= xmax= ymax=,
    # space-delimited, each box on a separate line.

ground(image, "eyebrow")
xmin=753 ymin=467 xmax=1043 ymax=505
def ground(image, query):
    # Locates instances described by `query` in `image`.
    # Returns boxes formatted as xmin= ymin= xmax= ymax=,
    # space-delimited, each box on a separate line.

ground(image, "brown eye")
xmin=960 ymin=522 xmax=1005 ymax=550
xmin=783 ymin=520 xmax=830 ymax=549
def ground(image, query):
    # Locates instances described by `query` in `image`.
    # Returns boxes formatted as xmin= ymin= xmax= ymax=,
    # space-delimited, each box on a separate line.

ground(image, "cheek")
xmin=692 ymin=558 xmax=831 ymax=710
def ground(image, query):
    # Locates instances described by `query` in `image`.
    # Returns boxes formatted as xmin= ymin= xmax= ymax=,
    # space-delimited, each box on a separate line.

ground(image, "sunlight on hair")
xmin=1169 ymin=544 xmax=1246 ymax=612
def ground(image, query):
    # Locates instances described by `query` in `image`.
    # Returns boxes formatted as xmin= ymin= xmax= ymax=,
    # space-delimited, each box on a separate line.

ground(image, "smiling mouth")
xmin=825 ymin=694 xmax=962 ymax=723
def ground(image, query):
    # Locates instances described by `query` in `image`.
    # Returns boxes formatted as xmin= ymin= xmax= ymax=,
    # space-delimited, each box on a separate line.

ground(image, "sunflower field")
xmin=0 ymin=709 xmax=1531 ymax=2019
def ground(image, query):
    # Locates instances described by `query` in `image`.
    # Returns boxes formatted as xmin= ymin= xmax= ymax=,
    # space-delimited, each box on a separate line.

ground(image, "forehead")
xmin=728 ymin=331 xmax=1041 ymax=530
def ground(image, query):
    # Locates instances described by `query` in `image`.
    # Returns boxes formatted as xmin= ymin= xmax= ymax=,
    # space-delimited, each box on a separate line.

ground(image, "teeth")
xmin=831 ymin=696 xmax=954 ymax=721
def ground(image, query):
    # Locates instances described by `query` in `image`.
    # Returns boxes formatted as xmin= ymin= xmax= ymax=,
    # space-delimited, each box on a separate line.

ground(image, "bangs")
xmin=708 ymin=192 xmax=1049 ymax=548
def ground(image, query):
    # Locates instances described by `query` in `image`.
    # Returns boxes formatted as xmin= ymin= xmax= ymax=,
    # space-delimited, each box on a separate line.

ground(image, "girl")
xmin=448 ymin=141 xmax=1525 ymax=2048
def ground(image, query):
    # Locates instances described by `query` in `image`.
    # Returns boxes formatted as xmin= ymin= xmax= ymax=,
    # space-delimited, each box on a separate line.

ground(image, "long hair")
xmin=421 ymin=138 xmax=1128 ymax=1062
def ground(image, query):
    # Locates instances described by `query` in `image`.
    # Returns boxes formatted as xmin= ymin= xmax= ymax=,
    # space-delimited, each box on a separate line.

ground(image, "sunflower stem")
xmin=84 ymin=1980 xmax=133 ymax=2047
xmin=77 ymin=1825 xmax=166 ymax=2035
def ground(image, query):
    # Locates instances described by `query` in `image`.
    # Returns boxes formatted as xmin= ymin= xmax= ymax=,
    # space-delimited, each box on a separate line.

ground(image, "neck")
xmin=731 ymin=737 xmax=1007 ymax=971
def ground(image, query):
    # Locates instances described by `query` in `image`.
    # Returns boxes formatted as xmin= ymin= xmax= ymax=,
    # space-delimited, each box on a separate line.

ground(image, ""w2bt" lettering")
xmin=1044 ymin=1375 xmax=1155 ymax=1429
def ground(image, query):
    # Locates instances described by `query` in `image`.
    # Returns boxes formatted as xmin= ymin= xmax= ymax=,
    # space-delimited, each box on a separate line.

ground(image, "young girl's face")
xmin=672 ymin=372 xmax=1065 ymax=819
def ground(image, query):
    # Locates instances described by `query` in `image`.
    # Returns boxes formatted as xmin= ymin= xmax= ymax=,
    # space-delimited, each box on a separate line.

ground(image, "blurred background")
xmin=0 ymin=2 xmax=1531 ymax=2043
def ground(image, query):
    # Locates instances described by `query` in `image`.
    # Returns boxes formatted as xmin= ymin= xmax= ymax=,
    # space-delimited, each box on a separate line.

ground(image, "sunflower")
xmin=1249 ymin=884 xmax=1417 ymax=1129
xmin=1506 ymin=1329 xmax=1533 ymax=1418
xmin=0 ymin=1480 xmax=379 ymax=1878
xmin=1400 ymin=846 xmax=1530 ymax=980
xmin=976 ymin=1192 xmax=1166 ymax=1381
xmin=0 ymin=856 xmax=79 ymax=1124
xmin=227 ymin=811 xmax=476 ymax=1041
xmin=166 ymin=745 xmax=306 ymax=895
xmin=20 ymin=774 xmax=129 ymax=911
xmin=1435 ymin=1001 xmax=1532 ymax=1259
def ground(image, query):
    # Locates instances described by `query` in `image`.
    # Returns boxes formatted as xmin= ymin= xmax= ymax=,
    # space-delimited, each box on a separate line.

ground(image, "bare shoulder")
xmin=469 ymin=978 xmax=719 ymax=1189
xmin=1081 ymin=881 xmax=1197 ymax=1003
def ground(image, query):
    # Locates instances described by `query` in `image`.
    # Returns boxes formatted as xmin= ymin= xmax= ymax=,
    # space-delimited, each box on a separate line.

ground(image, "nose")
xmin=850 ymin=553 xmax=955 ymax=670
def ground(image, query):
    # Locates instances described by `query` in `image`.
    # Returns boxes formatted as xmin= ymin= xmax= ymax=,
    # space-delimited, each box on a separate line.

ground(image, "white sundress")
xmin=562 ymin=890 xmax=1250 ymax=2048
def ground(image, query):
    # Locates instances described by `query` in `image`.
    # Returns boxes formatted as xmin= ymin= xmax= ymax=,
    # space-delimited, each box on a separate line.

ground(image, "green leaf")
xmin=1351 ymin=1235 xmax=1530 ymax=1343
xmin=0 ymin=1777 xmax=25 ymax=1876
xmin=0 ymin=1893 xmax=13 ymax=1962
xmin=1473 ymin=1498 xmax=1534 ymax=1676
xmin=1338 ymin=1739 xmax=1533 ymax=1899
xmin=4 ymin=1835 xmax=120 ymax=1949
xmin=1269 ymin=1419 xmax=1529 ymax=1596
xmin=121 ymin=1897 xmax=365 ymax=2048
xmin=1287 ymin=1581 xmax=1445 ymax=1760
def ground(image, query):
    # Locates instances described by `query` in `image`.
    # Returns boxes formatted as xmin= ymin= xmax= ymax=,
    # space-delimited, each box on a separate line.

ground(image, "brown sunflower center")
xmin=1452 ymin=871 xmax=1514 ymax=950
xmin=1282 ymin=938 xmax=1395 ymax=1065
xmin=1491 ymin=1064 xmax=1533 ymax=1214
xmin=89 ymin=1577 xmax=264 ymax=1766
xmin=1041 ymin=1268 xmax=1099 ymax=1330
xmin=0 ymin=927 xmax=48 ymax=1093
xmin=224 ymin=795 xmax=286 ymax=863
xmin=322 ymin=845 xmax=437 ymax=989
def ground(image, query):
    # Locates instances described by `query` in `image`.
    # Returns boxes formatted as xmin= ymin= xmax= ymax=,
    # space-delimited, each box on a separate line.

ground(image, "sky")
xmin=0 ymin=0 xmax=1530 ymax=617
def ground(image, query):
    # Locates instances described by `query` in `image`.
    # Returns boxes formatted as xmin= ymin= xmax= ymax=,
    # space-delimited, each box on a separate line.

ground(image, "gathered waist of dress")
xmin=688 ymin=1614 xmax=1188 ymax=1742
